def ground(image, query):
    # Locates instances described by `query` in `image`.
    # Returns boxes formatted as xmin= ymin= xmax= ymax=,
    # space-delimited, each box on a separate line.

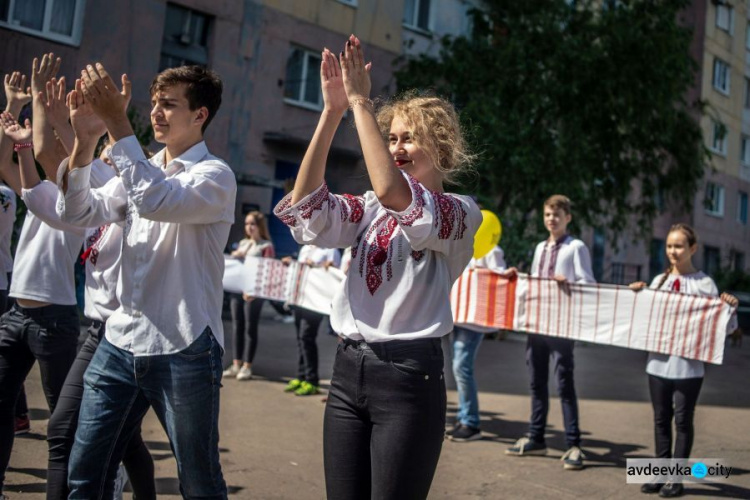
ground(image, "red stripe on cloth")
xmin=667 ymin=294 xmax=685 ymax=355
xmin=679 ymin=296 xmax=699 ymax=358
xmin=706 ymin=301 xmax=722 ymax=362
xmin=626 ymin=291 xmax=638 ymax=347
xmin=566 ymin=284 xmax=574 ymax=339
xmin=655 ymin=291 xmax=671 ymax=353
xmin=577 ymin=283 xmax=584 ymax=339
xmin=644 ymin=290 xmax=658 ymax=352
xmin=487 ymin=273 xmax=499 ymax=327
xmin=692 ymin=299 xmax=711 ymax=360
xmin=505 ymin=276 xmax=517 ymax=329
xmin=463 ymin=269 xmax=474 ymax=324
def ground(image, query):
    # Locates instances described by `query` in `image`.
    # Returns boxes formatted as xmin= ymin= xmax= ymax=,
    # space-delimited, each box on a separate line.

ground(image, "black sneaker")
xmin=505 ymin=436 xmax=547 ymax=456
xmin=658 ymin=482 xmax=683 ymax=498
xmin=444 ymin=421 xmax=460 ymax=437
xmin=449 ymin=425 xmax=482 ymax=442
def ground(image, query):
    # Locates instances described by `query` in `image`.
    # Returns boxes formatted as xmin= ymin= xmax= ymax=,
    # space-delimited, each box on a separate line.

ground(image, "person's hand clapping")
xmin=31 ymin=53 xmax=61 ymax=97
xmin=79 ymin=63 xmax=133 ymax=139
xmin=0 ymin=112 xmax=32 ymax=144
xmin=629 ymin=281 xmax=647 ymax=291
xmin=320 ymin=48 xmax=348 ymax=115
xmin=41 ymin=77 xmax=70 ymax=131
xmin=4 ymin=72 xmax=32 ymax=112
xmin=67 ymin=79 xmax=107 ymax=143
xmin=340 ymin=34 xmax=372 ymax=107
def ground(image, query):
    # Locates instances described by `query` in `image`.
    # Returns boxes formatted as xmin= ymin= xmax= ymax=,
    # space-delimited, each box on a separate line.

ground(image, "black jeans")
xmin=648 ymin=375 xmax=703 ymax=459
xmin=229 ymin=295 xmax=264 ymax=364
xmin=0 ymin=303 xmax=79 ymax=491
xmin=324 ymin=337 xmax=446 ymax=500
xmin=293 ymin=308 xmax=323 ymax=386
xmin=526 ymin=335 xmax=581 ymax=447
xmin=46 ymin=322 xmax=155 ymax=500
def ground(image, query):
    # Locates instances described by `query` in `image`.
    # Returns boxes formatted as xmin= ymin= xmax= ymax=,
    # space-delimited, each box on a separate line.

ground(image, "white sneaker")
xmin=237 ymin=366 xmax=253 ymax=380
xmin=222 ymin=365 xmax=240 ymax=377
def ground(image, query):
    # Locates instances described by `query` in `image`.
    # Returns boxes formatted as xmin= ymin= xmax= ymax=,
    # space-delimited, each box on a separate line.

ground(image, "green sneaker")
xmin=294 ymin=381 xmax=319 ymax=396
xmin=284 ymin=378 xmax=302 ymax=392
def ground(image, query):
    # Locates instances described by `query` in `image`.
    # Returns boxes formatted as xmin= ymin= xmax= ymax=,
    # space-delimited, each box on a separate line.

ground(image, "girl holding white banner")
xmin=223 ymin=211 xmax=275 ymax=381
xmin=274 ymin=35 xmax=481 ymax=500
xmin=630 ymin=224 xmax=737 ymax=498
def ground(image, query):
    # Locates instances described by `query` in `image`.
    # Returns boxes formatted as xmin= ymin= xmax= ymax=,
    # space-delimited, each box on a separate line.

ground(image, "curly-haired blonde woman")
xmin=274 ymin=35 xmax=481 ymax=500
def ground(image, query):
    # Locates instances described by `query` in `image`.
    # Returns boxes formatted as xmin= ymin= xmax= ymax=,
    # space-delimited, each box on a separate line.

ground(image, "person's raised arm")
xmin=340 ymin=35 xmax=411 ymax=211
xmin=291 ymin=49 xmax=348 ymax=205
xmin=64 ymin=80 xmax=107 ymax=191
xmin=30 ymin=53 xmax=65 ymax=175
xmin=4 ymin=71 xmax=32 ymax=118
xmin=40 ymin=77 xmax=74 ymax=155
xmin=0 ymin=113 xmax=40 ymax=190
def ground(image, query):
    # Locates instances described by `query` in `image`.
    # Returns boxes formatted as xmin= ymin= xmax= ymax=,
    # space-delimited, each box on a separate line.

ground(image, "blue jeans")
xmin=68 ymin=329 xmax=227 ymax=499
xmin=452 ymin=327 xmax=484 ymax=429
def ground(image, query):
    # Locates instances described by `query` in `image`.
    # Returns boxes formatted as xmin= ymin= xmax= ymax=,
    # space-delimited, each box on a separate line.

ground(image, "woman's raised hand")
xmin=629 ymin=282 xmax=647 ymax=291
xmin=321 ymin=48 xmax=348 ymax=115
xmin=340 ymin=34 xmax=372 ymax=105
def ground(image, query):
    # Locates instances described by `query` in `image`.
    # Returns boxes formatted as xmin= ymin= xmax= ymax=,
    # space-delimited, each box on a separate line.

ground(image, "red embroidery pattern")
xmin=399 ymin=174 xmax=425 ymax=227
xmin=80 ymin=225 xmax=110 ymax=266
xmin=338 ymin=194 xmax=365 ymax=224
xmin=365 ymin=216 xmax=398 ymax=295
xmin=274 ymin=195 xmax=297 ymax=227
xmin=300 ymin=184 xmax=331 ymax=220
xmin=411 ymin=250 xmax=424 ymax=262
xmin=432 ymin=192 xmax=468 ymax=240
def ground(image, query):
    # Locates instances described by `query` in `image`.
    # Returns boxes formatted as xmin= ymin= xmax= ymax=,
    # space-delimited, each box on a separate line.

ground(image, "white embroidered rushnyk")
xmin=273 ymin=172 xmax=482 ymax=343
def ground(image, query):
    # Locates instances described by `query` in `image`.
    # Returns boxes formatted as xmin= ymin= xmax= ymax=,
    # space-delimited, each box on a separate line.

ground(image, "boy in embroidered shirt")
xmin=505 ymin=194 xmax=594 ymax=470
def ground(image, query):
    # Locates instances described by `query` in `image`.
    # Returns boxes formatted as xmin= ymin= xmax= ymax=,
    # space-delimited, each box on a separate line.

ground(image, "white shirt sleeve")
xmin=273 ymin=182 xmax=369 ymax=249
xmin=383 ymin=172 xmax=481 ymax=257
xmin=572 ymin=240 xmax=596 ymax=284
xmin=58 ymin=159 xmax=129 ymax=227
xmin=22 ymin=180 xmax=87 ymax=236
xmin=530 ymin=242 xmax=543 ymax=276
xmin=110 ymin=136 xmax=236 ymax=224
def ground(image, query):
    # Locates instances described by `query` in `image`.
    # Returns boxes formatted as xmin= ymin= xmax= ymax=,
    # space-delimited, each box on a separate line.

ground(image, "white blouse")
xmin=274 ymin=173 xmax=481 ymax=342
xmin=646 ymin=271 xmax=718 ymax=379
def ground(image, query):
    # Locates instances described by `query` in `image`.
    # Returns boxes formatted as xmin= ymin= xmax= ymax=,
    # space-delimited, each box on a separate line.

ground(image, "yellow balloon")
xmin=473 ymin=210 xmax=502 ymax=259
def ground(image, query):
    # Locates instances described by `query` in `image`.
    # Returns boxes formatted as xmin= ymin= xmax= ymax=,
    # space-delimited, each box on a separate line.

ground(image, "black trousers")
xmin=293 ymin=308 xmax=323 ymax=386
xmin=324 ymin=337 xmax=446 ymax=500
xmin=229 ymin=295 xmax=264 ymax=364
xmin=526 ymin=335 xmax=581 ymax=447
xmin=0 ymin=303 xmax=79 ymax=492
xmin=46 ymin=322 xmax=155 ymax=500
xmin=648 ymin=374 xmax=703 ymax=459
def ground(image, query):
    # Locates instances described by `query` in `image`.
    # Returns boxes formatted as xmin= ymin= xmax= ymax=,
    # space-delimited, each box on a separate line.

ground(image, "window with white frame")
xmin=703 ymin=245 xmax=721 ymax=276
xmin=705 ymin=182 xmax=725 ymax=217
xmin=716 ymin=4 xmax=734 ymax=33
xmin=738 ymin=191 xmax=749 ymax=225
xmin=404 ymin=0 xmax=431 ymax=32
xmin=284 ymin=47 xmax=322 ymax=110
xmin=0 ymin=0 xmax=85 ymax=45
xmin=159 ymin=4 xmax=211 ymax=71
xmin=713 ymin=58 xmax=731 ymax=94
xmin=742 ymin=136 xmax=750 ymax=165
xmin=711 ymin=120 xmax=728 ymax=155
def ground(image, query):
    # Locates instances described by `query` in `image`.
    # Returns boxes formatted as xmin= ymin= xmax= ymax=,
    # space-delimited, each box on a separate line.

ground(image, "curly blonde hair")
xmin=376 ymin=93 xmax=475 ymax=184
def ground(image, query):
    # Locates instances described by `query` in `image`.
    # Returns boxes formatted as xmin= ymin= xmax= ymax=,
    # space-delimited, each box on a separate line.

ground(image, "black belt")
xmin=12 ymin=302 xmax=77 ymax=319
xmin=340 ymin=336 xmax=442 ymax=356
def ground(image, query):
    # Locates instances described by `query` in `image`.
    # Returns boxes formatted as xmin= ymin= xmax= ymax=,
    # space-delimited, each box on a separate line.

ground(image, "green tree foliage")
xmin=395 ymin=0 xmax=707 ymax=266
